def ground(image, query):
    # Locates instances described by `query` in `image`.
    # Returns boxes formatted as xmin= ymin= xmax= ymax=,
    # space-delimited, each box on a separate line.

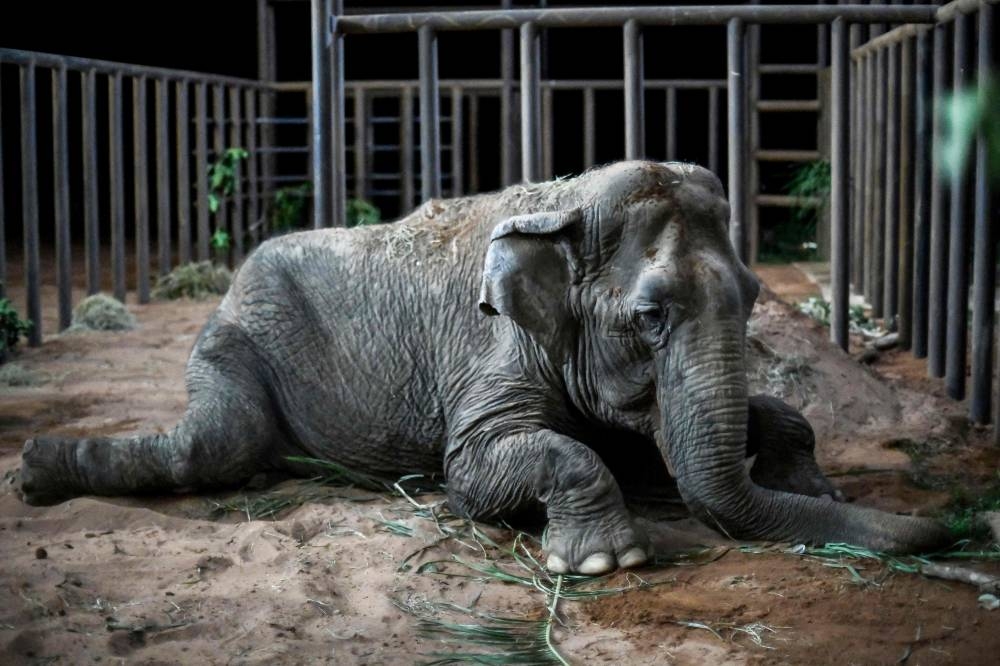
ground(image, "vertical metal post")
xmin=500 ymin=0 xmax=516 ymax=185
xmin=311 ymin=0 xmax=332 ymax=228
xmin=468 ymin=92 xmax=479 ymax=193
xmin=945 ymin=12 xmax=971 ymax=399
xmin=863 ymin=53 xmax=875 ymax=298
xmin=623 ymin=19 xmax=644 ymax=160
xmin=971 ymin=2 xmax=995 ymax=424
xmin=194 ymin=81 xmax=210 ymax=261
xmin=520 ymin=21 xmax=541 ymax=182
xmin=419 ymin=25 xmax=441 ymax=199
xmin=20 ymin=64 xmax=41 ymax=344
xmin=727 ymin=18 xmax=748 ymax=263
xmin=354 ymin=88 xmax=367 ymax=199
xmin=911 ymin=29 xmax=932 ymax=359
xmin=708 ymin=87 xmax=719 ymax=175
xmin=213 ymin=85 xmax=228 ymax=244
xmin=897 ymin=37 xmax=915 ymax=349
xmin=133 ymin=77 xmax=151 ymax=304
xmin=244 ymin=88 xmax=260 ymax=245
xmin=871 ymin=48 xmax=886 ymax=316
xmin=228 ymin=87 xmax=244 ymax=261
xmin=541 ymin=87 xmax=553 ymax=180
xmin=850 ymin=24 xmax=864 ymax=293
xmin=399 ymin=86 xmax=414 ymax=212
xmin=176 ymin=80 xmax=192 ymax=264
xmin=747 ymin=20 xmax=761 ymax=265
xmin=257 ymin=0 xmax=277 ymax=204
xmin=330 ymin=0 xmax=347 ymax=228
xmin=830 ymin=19 xmax=849 ymax=351
xmin=883 ymin=45 xmax=899 ymax=322
xmin=109 ymin=72 xmax=126 ymax=302
xmin=0 ymin=76 xmax=5 ymax=300
xmin=583 ymin=87 xmax=596 ymax=169
xmin=665 ymin=87 xmax=677 ymax=161
xmin=451 ymin=86 xmax=464 ymax=196
xmin=52 ymin=66 xmax=72 ymax=331
xmin=155 ymin=78 xmax=172 ymax=275
xmin=82 ymin=69 xmax=100 ymax=294
xmin=927 ymin=23 xmax=950 ymax=377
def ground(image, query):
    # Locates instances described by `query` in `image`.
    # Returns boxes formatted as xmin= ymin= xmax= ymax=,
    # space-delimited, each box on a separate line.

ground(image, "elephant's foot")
xmin=20 ymin=437 xmax=85 ymax=506
xmin=543 ymin=509 xmax=651 ymax=575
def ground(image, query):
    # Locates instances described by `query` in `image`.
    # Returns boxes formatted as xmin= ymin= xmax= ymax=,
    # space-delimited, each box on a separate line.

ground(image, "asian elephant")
xmin=19 ymin=160 xmax=949 ymax=574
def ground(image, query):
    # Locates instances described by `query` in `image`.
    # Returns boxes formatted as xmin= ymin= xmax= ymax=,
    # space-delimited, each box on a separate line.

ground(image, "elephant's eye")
xmin=634 ymin=304 xmax=668 ymax=338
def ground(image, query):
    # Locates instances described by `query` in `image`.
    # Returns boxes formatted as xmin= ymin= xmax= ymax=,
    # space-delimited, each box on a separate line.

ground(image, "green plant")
xmin=207 ymin=148 xmax=248 ymax=214
xmin=271 ymin=183 xmax=312 ymax=232
xmin=939 ymin=76 xmax=1000 ymax=183
xmin=797 ymin=296 xmax=882 ymax=335
xmin=785 ymin=160 xmax=830 ymax=225
xmin=347 ymin=198 xmax=381 ymax=227
xmin=0 ymin=298 xmax=32 ymax=361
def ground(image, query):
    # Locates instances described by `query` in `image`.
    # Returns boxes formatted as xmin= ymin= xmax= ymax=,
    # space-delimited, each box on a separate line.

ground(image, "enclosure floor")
xmin=1 ymin=274 xmax=999 ymax=665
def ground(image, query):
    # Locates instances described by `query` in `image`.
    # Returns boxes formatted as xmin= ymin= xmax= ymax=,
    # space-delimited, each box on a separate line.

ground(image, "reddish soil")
xmin=0 ymin=261 xmax=998 ymax=665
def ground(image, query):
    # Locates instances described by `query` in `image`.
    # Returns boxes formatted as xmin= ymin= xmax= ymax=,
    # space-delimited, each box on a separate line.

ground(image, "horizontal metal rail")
xmin=335 ymin=5 xmax=940 ymax=33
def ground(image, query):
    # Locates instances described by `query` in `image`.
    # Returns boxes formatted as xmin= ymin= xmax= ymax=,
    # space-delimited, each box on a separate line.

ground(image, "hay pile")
xmin=152 ymin=262 xmax=232 ymax=300
xmin=67 ymin=294 xmax=136 ymax=332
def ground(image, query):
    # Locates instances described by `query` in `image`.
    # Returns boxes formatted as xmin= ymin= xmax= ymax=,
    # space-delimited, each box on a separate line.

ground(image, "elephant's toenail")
xmin=23 ymin=439 xmax=36 ymax=455
xmin=546 ymin=554 xmax=569 ymax=574
xmin=618 ymin=547 xmax=648 ymax=569
xmin=578 ymin=552 xmax=615 ymax=575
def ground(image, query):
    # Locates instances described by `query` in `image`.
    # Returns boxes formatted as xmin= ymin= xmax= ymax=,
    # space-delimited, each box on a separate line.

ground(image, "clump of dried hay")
xmin=67 ymin=294 xmax=136 ymax=332
xmin=152 ymin=261 xmax=232 ymax=300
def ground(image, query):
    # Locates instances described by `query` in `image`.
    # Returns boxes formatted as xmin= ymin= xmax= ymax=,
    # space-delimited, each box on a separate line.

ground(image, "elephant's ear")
xmin=479 ymin=208 xmax=582 ymax=358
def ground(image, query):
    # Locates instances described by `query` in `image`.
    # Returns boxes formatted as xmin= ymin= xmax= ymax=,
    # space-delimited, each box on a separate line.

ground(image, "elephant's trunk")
xmin=658 ymin=317 xmax=950 ymax=553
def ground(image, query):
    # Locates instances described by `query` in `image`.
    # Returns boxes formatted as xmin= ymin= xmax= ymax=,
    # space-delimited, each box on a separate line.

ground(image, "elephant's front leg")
xmin=747 ymin=394 xmax=843 ymax=501
xmin=445 ymin=429 xmax=650 ymax=574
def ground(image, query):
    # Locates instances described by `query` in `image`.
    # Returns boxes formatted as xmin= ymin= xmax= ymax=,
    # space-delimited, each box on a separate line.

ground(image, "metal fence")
xmin=848 ymin=0 xmax=997 ymax=425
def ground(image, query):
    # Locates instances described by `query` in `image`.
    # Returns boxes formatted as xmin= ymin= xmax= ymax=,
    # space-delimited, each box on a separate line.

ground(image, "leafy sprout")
xmin=938 ymin=76 xmax=1000 ymax=182
xmin=0 ymin=297 xmax=32 ymax=360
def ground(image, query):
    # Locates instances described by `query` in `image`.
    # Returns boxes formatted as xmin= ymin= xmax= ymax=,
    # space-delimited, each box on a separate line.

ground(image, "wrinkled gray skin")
xmin=20 ymin=161 xmax=949 ymax=574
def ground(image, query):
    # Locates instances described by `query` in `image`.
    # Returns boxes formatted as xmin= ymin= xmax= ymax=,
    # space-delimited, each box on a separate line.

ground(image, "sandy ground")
xmin=1 ymin=265 xmax=1000 ymax=665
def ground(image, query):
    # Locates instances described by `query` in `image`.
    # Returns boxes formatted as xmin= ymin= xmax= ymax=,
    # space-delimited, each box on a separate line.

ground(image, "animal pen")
xmin=0 ymin=1 xmax=997 ymax=419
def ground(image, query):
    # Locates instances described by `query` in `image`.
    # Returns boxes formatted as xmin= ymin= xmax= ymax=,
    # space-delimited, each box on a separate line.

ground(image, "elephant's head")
xmin=479 ymin=161 xmax=948 ymax=553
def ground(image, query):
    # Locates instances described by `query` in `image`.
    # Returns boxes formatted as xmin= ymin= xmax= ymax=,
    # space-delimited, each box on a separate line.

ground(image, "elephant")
xmin=19 ymin=160 xmax=949 ymax=575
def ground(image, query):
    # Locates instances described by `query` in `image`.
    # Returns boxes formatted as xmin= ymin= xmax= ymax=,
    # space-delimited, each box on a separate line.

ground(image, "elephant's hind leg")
xmin=20 ymin=323 xmax=283 ymax=505
xmin=747 ymin=394 xmax=842 ymax=501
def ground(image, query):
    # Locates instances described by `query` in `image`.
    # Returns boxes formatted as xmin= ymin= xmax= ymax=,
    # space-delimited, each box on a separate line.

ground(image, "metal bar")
xmin=883 ymin=45 xmax=900 ymax=322
xmin=291 ymin=77 xmax=725 ymax=93
xmin=897 ymin=37 xmax=915 ymax=350
xmin=500 ymin=0 xmax=516 ymax=185
xmin=194 ymin=82 xmax=210 ymax=261
xmin=52 ymin=66 xmax=72 ymax=330
xmin=228 ymin=87 xmax=244 ymax=261
xmin=862 ymin=53 xmax=875 ymax=298
xmin=727 ymin=17 xmax=747 ymax=263
xmin=451 ymin=86 xmax=464 ymax=196
xmin=850 ymin=27 xmax=864 ymax=293
xmin=330 ymin=0 xmax=347 ymax=228
xmin=541 ymin=87 xmax=553 ymax=179
xmin=927 ymin=23 xmax=950 ymax=377
xmin=871 ymin=47 xmax=886 ymax=315
xmin=708 ymin=86 xmax=719 ymax=174
xmin=665 ymin=87 xmax=677 ymax=161
xmin=468 ymin=92 xmax=479 ymax=193
xmin=747 ymin=19 xmax=760 ymax=265
xmin=520 ymin=21 xmax=541 ymax=182
xmin=399 ymin=86 xmax=414 ymax=211
xmin=911 ymin=29 xmax=932 ymax=359
xmin=258 ymin=0 xmax=277 ymax=217
xmin=155 ymin=78 xmax=172 ymax=275
xmin=20 ymin=64 xmax=41 ymax=344
xmin=970 ymin=1 xmax=995 ymax=423
xmin=758 ymin=63 xmax=822 ymax=74
xmin=311 ymin=0 xmax=333 ymax=228
xmin=0 ymin=47 xmax=275 ymax=89
xmin=830 ymin=18 xmax=849 ymax=350
xmin=583 ymin=87 xmax=596 ymax=169
xmin=244 ymin=88 xmax=259 ymax=245
xmin=850 ymin=0 xmax=997 ymax=58
xmin=133 ymin=76 xmax=151 ymax=303
xmin=945 ymin=11 xmax=971 ymax=399
xmin=755 ymin=99 xmax=821 ymax=112
xmin=0 ymin=76 xmax=5 ymax=299
xmin=82 ymin=69 xmax=100 ymax=294
xmin=354 ymin=88 xmax=368 ymax=199
xmin=623 ymin=19 xmax=644 ymax=159
xmin=213 ymin=84 xmax=228 ymax=246
xmin=336 ymin=6 xmax=941 ymax=34
xmin=109 ymin=71 xmax=126 ymax=302
xmin=176 ymin=80 xmax=192 ymax=264
xmin=419 ymin=25 xmax=442 ymax=199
